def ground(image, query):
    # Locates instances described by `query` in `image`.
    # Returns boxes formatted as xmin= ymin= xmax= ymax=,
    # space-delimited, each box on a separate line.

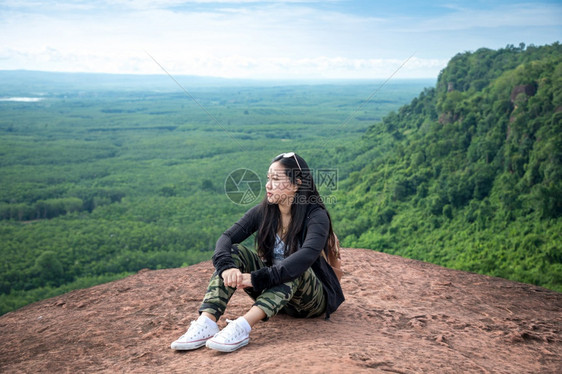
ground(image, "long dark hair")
xmin=256 ymin=153 xmax=335 ymax=265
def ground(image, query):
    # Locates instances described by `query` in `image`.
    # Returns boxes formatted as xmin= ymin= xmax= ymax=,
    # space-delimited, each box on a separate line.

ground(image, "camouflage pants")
xmin=199 ymin=244 xmax=326 ymax=320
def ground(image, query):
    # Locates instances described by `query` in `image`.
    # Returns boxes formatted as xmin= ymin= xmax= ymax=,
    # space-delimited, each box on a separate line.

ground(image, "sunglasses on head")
xmin=274 ymin=152 xmax=302 ymax=171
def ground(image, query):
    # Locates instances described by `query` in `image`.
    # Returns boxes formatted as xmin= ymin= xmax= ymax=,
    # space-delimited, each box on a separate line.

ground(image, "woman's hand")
xmin=222 ymin=268 xmax=242 ymax=288
xmin=221 ymin=269 xmax=253 ymax=289
xmin=238 ymin=273 xmax=253 ymax=289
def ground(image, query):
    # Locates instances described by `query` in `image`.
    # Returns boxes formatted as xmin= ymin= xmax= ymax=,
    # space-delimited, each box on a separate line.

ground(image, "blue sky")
xmin=0 ymin=0 xmax=560 ymax=79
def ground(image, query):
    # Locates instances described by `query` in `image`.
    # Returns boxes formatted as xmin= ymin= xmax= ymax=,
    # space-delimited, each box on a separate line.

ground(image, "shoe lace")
xmin=222 ymin=319 xmax=245 ymax=340
xmin=184 ymin=319 xmax=205 ymax=338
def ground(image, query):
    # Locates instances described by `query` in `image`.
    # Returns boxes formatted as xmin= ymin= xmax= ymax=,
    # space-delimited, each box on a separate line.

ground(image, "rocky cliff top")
xmin=1 ymin=248 xmax=561 ymax=373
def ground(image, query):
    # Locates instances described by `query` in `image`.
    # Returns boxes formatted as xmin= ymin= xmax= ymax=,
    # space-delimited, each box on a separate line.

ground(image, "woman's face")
xmin=266 ymin=161 xmax=298 ymax=205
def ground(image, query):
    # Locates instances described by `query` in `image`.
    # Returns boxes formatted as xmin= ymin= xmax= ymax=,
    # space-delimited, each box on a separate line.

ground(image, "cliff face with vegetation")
xmin=335 ymin=43 xmax=562 ymax=291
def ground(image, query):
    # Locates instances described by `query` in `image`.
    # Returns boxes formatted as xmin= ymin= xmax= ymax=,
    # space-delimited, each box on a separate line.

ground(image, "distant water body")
xmin=0 ymin=97 xmax=43 ymax=102
xmin=0 ymin=97 xmax=43 ymax=103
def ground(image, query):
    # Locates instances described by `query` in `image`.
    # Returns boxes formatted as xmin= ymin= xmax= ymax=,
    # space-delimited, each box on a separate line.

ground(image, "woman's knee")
xmin=230 ymin=244 xmax=264 ymax=271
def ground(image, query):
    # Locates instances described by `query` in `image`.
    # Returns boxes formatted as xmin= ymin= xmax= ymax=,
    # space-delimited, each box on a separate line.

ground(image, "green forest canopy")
xmin=334 ymin=42 xmax=561 ymax=291
xmin=0 ymin=73 xmax=431 ymax=314
xmin=1 ymin=42 xmax=560 ymax=315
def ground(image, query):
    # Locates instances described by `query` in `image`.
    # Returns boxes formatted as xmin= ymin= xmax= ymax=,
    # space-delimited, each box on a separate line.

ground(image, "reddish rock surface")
xmin=1 ymin=248 xmax=561 ymax=373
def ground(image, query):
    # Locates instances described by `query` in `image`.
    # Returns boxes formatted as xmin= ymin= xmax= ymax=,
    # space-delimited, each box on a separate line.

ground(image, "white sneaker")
xmin=170 ymin=316 xmax=219 ymax=350
xmin=206 ymin=317 xmax=250 ymax=353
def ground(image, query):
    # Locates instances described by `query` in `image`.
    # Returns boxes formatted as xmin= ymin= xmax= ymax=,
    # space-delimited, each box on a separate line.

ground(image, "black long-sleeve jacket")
xmin=212 ymin=203 xmax=345 ymax=318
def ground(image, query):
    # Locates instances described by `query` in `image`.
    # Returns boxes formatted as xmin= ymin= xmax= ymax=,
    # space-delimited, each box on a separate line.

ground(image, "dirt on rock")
xmin=1 ymin=248 xmax=561 ymax=373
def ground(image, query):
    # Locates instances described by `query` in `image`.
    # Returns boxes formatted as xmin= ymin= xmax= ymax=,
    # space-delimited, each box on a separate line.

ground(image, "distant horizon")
xmin=0 ymin=67 xmax=438 ymax=80
xmin=0 ymin=69 xmax=437 ymax=91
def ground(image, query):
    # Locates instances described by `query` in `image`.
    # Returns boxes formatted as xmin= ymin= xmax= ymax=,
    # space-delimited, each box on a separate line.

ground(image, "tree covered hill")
xmin=334 ymin=43 xmax=562 ymax=291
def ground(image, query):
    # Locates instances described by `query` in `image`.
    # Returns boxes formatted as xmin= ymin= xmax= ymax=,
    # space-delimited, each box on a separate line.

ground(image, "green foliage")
xmin=0 ymin=74 xmax=431 ymax=314
xmin=33 ymin=251 xmax=64 ymax=285
xmin=333 ymin=43 xmax=562 ymax=292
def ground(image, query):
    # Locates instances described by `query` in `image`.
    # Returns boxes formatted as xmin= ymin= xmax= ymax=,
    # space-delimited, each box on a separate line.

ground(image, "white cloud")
xmin=0 ymin=44 xmax=446 ymax=79
xmin=144 ymin=54 xmax=447 ymax=79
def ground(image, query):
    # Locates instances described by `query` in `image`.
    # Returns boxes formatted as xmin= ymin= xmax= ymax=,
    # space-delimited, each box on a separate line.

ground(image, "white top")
xmin=272 ymin=234 xmax=286 ymax=265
